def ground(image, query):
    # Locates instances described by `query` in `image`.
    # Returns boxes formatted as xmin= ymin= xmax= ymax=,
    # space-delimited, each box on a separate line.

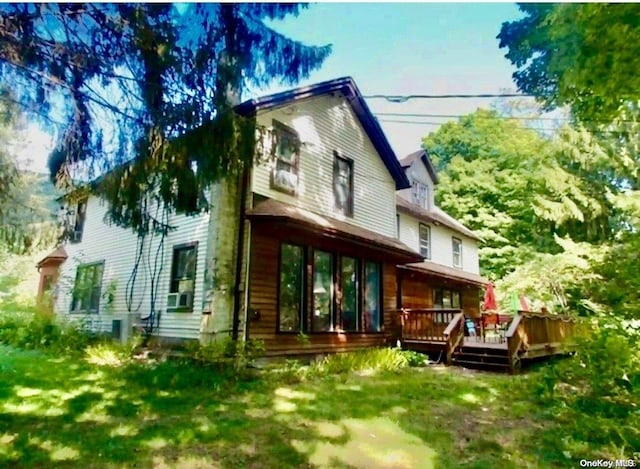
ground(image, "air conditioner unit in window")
xmin=167 ymin=291 xmax=193 ymax=309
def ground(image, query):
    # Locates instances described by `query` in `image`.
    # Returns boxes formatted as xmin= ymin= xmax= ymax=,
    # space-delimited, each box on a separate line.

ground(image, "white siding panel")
xmin=55 ymin=195 xmax=210 ymax=340
xmin=252 ymin=93 xmax=397 ymax=238
xmin=398 ymin=212 xmax=480 ymax=274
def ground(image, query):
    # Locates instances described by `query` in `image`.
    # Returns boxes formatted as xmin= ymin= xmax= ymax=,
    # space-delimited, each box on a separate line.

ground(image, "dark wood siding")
xmin=247 ymin=225 xmax=397 ymax=356
xmin=398 ymin=270 xmax=481 ymax=317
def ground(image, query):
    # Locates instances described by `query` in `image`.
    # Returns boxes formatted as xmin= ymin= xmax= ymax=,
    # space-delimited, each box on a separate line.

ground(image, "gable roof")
xmin=399 ymin=149 xmax=439 ymax=185
xmin=36 ymin=246 xmax=68 ymax=269
xmin=236 ymin=77 xmax=411 ymax=190
xmin=396 ymin=195 xmax=479 ymax=241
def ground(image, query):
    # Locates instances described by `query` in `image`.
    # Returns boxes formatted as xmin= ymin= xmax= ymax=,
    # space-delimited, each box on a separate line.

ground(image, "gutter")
xmin=231 ymin=164 xmax=250 ymax=341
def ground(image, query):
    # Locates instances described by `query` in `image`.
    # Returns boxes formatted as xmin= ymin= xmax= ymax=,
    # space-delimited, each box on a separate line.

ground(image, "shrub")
xmin=0 ymin=310 xmax=97 ymax=353
xmin=306 ymin=347 xmax=423 ymax=378
xmin=534 ymin=318 xmax=640 ymax=456
xmin=185 ymin=338 xmax=265 ymax=373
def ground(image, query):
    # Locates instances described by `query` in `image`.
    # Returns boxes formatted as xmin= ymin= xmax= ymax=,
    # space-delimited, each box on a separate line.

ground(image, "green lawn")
xmin=0 ymin=345 xmax=594 ymax=468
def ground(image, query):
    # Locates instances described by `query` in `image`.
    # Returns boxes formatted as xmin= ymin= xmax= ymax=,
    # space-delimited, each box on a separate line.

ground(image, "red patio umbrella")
xmin=483 ymin=283 xmax=497 ymax=311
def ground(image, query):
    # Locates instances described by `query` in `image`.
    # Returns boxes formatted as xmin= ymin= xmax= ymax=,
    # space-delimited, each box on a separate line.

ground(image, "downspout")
xmin=231 ymin=164 xmax=250 ymax=341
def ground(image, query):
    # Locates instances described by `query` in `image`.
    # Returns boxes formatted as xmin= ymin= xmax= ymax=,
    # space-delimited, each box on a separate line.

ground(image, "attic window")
xmin=411 ymin=181 xmax=428 ymax=209
xmin=270 ymin=120 xmax=300 ymax=194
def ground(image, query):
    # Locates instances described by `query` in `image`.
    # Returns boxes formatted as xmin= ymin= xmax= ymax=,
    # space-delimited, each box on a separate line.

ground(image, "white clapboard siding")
xmin=398 ymin=212 xmax=480 ymax=274
xmin=55 ymin=195 xmax=210 ymax=340
xmin=252 ymin=93 xmax=397 ymax=238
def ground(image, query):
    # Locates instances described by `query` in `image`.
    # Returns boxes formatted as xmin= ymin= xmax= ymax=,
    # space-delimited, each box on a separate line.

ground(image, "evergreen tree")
xmin=0 ymin=3 xmax=331 ymax=234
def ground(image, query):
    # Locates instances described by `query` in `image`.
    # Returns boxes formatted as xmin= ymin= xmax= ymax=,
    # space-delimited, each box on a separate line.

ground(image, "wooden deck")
xmin=396 ymin=309 xmax=578 ymax=372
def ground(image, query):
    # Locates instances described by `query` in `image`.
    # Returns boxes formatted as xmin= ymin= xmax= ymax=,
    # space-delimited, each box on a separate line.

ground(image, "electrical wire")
xmin=363 ymin=93 xmax=535 ymax=102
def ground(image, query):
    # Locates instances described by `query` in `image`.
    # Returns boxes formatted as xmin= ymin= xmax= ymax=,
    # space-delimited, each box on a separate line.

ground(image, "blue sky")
xmin=256 ymin=3 xmax=527 ymax=157
xmin=19 ymin=3 xmax=527 ymax=172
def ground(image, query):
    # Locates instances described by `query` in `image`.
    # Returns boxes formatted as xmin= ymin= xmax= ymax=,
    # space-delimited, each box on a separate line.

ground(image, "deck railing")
xmin=506 ymin=312 xmax=577 ymax=371
xmin=397 ymin=308 xmax=462 ymax=342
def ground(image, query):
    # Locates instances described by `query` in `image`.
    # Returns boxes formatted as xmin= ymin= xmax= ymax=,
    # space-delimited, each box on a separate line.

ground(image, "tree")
xmin=498 ymin=3 xmax=640 ymax=123
xmin=0 ymin=4 xmax=330 ymax=235
xmin=0 ymin=94 xmax=59 ymax=253
xmin=423 ymin=110 xmax=617 ymax=278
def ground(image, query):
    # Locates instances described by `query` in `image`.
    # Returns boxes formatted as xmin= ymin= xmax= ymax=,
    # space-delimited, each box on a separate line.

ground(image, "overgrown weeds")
xmin=533 ymin=318 xmax=640 ymax=459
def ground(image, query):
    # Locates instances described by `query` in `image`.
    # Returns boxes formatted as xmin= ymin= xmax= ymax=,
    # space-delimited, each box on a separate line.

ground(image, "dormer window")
xmin=411 ymin=181 xmax=428 ymax=209
xmin=270 ymin=120 xmax=300 ymax=194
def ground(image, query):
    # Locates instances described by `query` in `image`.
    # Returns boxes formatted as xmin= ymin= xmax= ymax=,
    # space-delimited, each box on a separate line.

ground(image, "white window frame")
xmin=411 ymin=181 xmax=428 ymax=208
xmin=452 ymin=237 xmax=463 ymax=269
xmin=271 ymin=120 xmax=300 ymax=194
xmin=419 ymin=224 xmax=431 ymax=259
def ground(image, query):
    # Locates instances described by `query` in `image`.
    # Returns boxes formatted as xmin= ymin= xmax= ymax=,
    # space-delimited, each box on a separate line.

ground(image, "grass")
xmin=0 ymin=344 xmax=623 ymax=469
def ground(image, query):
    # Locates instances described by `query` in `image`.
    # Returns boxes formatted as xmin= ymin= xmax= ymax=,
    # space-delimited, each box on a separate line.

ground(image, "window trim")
xmin=270 ymin=119 xmax=300 ymax=195
xmin=275 ymin=243 xmax=384 ymax=335
xmin=70 ymin=261 xmax=105 ymax=314
xmin=452 ymin=237 xmax=463 ymax=269
xmin=276 ymin=242 xmax=306 ymax=333
xmin=168 ymin=241 xmax=199 ymax=312
xmin=333 ymin=151 xmax=354 ymax=217
xmin=419 ymin=223 xmax=431 ymax=259
xmin=69 ymin=198 xmax=88 ymax=244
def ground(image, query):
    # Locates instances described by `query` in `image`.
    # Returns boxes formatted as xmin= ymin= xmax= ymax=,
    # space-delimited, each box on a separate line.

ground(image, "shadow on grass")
xmin=0 ymin=345 xmax=581 ymax=468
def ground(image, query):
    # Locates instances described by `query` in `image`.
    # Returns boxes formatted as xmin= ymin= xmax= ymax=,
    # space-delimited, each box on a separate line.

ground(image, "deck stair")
xmin=451 ymin=345 xmax=511 ymax=371
xmin=396 ymin=308 xmax=577 ymax=373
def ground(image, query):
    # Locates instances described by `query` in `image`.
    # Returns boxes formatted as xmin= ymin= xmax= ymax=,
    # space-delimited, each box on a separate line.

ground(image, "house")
xmin=395 ymin=150 xmax=487 ymax=317
xmin=45 ymin=77 xmax=486 ymax=356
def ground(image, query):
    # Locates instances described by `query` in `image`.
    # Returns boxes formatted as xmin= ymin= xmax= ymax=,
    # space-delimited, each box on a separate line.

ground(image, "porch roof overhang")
xmin=36 ymin=246 xmax=68 ymax=269
xmin=399 ymin=261 xmax=489 ymax=287
xmin=246 ymin=198 xmax=424 ymax=264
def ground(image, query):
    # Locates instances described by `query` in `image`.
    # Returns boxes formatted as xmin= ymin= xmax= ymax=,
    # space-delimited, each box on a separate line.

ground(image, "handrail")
xmin=505 ymin=313 xmax=523 ymax=339
xmin=444 ymin=312 xmax=465 ymax=364
xmin=443 ymin=312 xmax=464 ymax=337
xmin=397 ymin=308 xmax=462 ymax=344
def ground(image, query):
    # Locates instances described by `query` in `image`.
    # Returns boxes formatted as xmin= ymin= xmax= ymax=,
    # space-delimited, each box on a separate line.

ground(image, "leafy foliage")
xmin=423 ymin=110 xmax=616 ymax=279
xmin=0 ymin=4 xmax=331 ymax=234
xmin=498 ymin=3 xmax=640 ymax=123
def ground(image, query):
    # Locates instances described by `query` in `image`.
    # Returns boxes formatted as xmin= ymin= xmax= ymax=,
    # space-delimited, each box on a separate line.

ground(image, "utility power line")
xmin=374 ymin=112 xmax=569 ymax=122
xmin=363 ymin=93 xmax=534 ymax=102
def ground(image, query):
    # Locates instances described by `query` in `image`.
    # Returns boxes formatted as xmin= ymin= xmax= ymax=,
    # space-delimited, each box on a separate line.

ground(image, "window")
xmin=333 ymin=152 xmax=354 ymax=217
xmin=71 ymin=262 xmax=104 ymax=314
xmin=411 ymin=181 xmax=428 ymax=208
xmin=276 ymin=244 xmax=383 ymax=334
xmin=312 ymin=250 xmax=333 ymax=332
xmin=452 ymin=237 xmax=462 ymax=268
xmin=419 ymin=224 xmax=431 ymax=259
xmin=271 ymin=120 xmax=300 ymax=194
xmin=278 ymin=243 xmax=304 ymax=332
xmin=70 ymin=199 xmax=87 ymax=243
xmin=168 ymin=243 xmax=197 ymax=311
xmin=340 ymin=257 xmax=359 ymax=331
xmin=433 ymin=288 xmax=461 ymax=310
xmin=364 ymin=262 xmax=382 ymax=332
xmin=396 ymin=214 xmax=400 ymax=239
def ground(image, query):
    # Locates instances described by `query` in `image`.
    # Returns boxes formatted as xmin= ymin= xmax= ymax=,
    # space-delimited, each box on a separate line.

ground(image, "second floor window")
xmin=411 ymin=181 xmax=428 ymax=208
xmin=452 ymin=237 xmax=462 ymax=268
xmin=419 ymin=224 xmax=431 ymax=259
xmin=271 ymin=120 xmax=300 ymax=194
xmin=333 ymin=152 xmax=354 ymax=217
xmin=70 ymin=199 xmax=87 ymax=243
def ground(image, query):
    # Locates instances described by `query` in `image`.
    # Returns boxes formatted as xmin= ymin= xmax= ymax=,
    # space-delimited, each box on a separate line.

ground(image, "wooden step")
xmin=451 ymin=359 xmax=511 ymax=370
